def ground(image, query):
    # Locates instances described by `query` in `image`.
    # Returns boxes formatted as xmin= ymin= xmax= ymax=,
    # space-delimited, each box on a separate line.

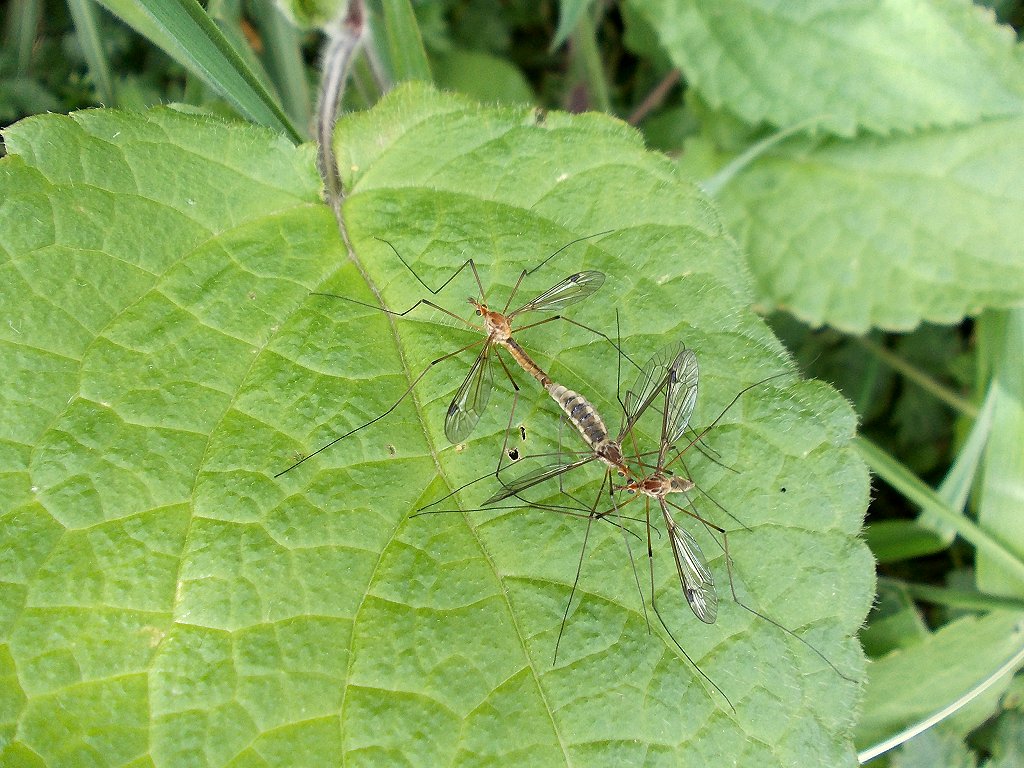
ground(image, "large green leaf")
xmin=681 ymin=119 xmax=1024 ymax=333
xmin=628 ymin=0 xmax=1024 ymax=136
xmin=0 ymin=86 xmax=871 ymax=766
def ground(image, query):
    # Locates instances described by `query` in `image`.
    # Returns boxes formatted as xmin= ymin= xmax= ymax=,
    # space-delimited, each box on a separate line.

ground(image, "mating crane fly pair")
xmin=275 ymin=233 xmax=851 ymax=708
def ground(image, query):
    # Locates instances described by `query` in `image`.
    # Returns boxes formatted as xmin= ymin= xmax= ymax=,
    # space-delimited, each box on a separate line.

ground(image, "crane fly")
xmin=433 ymin=267 xmax=607 ymax=445
xmin=415 ymin=341 xmax=733 ymax=706
xmin=415 ymin=340 xmax=681 ymax=642
xmin=475 ymin=341 xmax=849 ymax=702
xmin=416 ymin=322 xmax=669 ymax=516
xmin=478 ymin=332 xmax=677 ymax=504
xmin=616 ymin=344 xmax=855 ymax=685
xmin=617 ymin=343 xmax=718 ymax=625
xmin=275 ymin=233 xmax=619 ymax=477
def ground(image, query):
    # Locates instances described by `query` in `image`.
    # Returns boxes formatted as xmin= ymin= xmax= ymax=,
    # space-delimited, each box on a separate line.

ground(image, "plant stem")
xmin=855 ymin=436 xmax=1024 ymax=585
xmin=628 ymin=68 xmax=680 ymax=125
xmin=878 ymin=576 xmax=1024 ymax=612
xmin=571 ymin=7 xmax=610 ymax=113
xmin=855 ymin=335 xmax=978 ymax=418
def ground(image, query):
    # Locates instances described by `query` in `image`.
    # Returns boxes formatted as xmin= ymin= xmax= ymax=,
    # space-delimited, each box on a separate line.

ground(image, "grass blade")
xmin=380 ymin=0 xmax=431 ymax=83
xmin=97 ymin=0 xmax=301 ymax=140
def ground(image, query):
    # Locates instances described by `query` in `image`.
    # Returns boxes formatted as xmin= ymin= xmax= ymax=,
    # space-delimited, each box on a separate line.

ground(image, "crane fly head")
xmin=619 ymin=480 xmax=640 ymax=495
xmin=468 ymin=298 xmax=511 ymax=335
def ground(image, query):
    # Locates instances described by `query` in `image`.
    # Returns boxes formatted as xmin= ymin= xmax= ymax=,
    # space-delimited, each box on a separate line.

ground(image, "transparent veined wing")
xmin=622 ymin=342 xmax=684 ymax=431
xmin=511 ymin=271 xmax=605 ymax=315
xmin=662 ymin=503 xmax=718 ymax=624
xmin=664 ymin=347 xmax=699 ymax=446
xmin=483 ymin=457 xmax=594 ymax=505
xmin=444 ymin=345 xmax=494 ymax=443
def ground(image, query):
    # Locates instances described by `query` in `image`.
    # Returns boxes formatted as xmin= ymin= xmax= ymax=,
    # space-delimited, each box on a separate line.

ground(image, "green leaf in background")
xmin=890 ymin=726 xmax=979 ymax=768
xmin=275 ymin=0 xmax=348 ymax=30
xmin=433 ymin=48 xmax=535 ymax=106
xmin=681 ymin=118 xmax=1024 ymax=333
xmin=856 ymin=611 xmax=1024 ymax=755
xmin=628 ymin=0 xmax=1024 ymax=136
xmin=0 ymin=85 xmax=871 ymax=765
xmin=984 ymin=711 xmax=1024 ymax=768
xmin=552 ymin=0 xmax=595 ymax=50
xmin=860 ymin=583 xmax=930 ymax=657
xmin=381 ymin=0 xmax=433 ymax=83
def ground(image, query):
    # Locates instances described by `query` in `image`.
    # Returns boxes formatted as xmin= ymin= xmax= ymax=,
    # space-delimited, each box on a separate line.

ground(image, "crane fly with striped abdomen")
xmin=275 ymin=233 xmax=619 ymax=477
xmin=414 ymin=340 xmax=733 ymax=706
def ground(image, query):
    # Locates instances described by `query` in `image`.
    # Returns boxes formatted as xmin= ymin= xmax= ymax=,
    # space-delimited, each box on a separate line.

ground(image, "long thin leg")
xmin=666 ymin=497 xmax=854 ymax=682
xmin=526 ymin=230 xmax=614 ymax=277
xmin=600 ymin=475 xmax=650 ymax=633
xmin=546 ymin=316 xmax=642 ymax=373
xmin=664 ymin=437 xmax=734 ymax=480
xmin=682 ymin=424 xmax=730 ymax=466
xmin=417 ymin=444 xmax=593 ymax=513
xmin=495 ymin=389 xmax=521 ymax=473
xmin=414 ymin=500 xmax=646 ymax=545
xmin=643 ymin=497 xmax=735 ymax=711
xmin=552 ymin=474 xmax=654 ymax=664
xmin=501 ymin=269 xmax=530 ymax=315
xmin=313 ymin=292 xmax=483 ymax=331
xmin=275 ymin=337 xmax=484 ymax=477
xmin=492 ymin=350 xmax=523 ymax=480
xmin=375 ymin=238 xmax=484 ymax=299
xmin=415 ymin=470 xmax=505 ymax=512
xmin=553 ymin=489 xmax=601 ymax=665
xmin=673 ymin=372 xmax=794 ymax=458
xmin=678 ymin=469 xmax=751 ymax=533
xmin=509 ymin=315 xmax=641 ymax=374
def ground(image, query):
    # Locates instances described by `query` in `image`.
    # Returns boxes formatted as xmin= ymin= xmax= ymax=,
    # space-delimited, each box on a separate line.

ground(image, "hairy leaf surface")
xmin=0 ymin=86 xmax=871 ymax=766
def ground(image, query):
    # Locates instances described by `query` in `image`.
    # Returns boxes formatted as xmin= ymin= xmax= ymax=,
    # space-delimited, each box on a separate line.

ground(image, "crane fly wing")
xmin=665 ymin=348 xmax=699 ymax=445
xmin=444 ymin=345 xmax=494 ymax=444
xmin=622 ymin=343 xmax=680 ymax=429
xmin=510 ymin=271 xmax=605 ymax=315
xmin=663 ymin=504 xmax=718 ymax=624
xmin=484 ymin=458 xmax=594 ymax=505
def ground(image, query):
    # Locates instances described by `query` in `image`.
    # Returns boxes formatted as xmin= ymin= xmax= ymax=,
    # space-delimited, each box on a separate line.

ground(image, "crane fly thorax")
xmin=468 ymin=298 xmax=513 ymax=342
xmin=641 ymin=475 xmax=673 ymax=497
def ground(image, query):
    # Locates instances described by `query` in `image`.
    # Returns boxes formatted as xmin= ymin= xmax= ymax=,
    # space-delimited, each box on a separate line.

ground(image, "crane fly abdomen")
xmin=547 ymin=382 xmax=609 ymax=448
xmin=504 ymin=338 xmax=552 ymax=388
